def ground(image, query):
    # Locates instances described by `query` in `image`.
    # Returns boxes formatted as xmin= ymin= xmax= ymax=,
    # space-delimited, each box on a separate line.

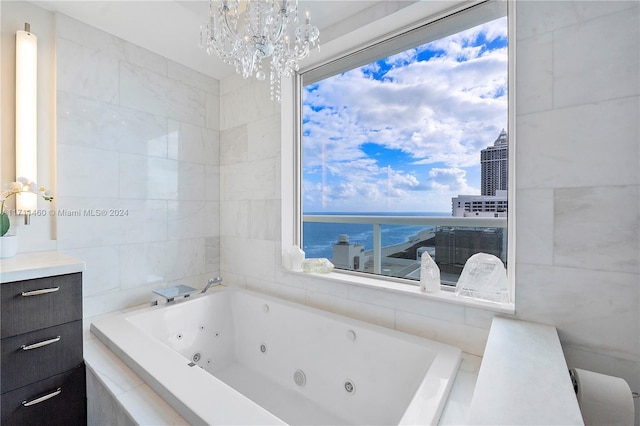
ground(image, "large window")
xmin=294 ymin=1 xmax=511 ymax=289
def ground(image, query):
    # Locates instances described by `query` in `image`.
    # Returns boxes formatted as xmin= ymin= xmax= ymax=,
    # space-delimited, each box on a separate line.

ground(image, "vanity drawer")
xmin=0 ymin=364 xmax=86 ymax=426
xmin=1 ymin=320 xmax=83 ymax=393
xmin=1 ymin=273 xmax=82 ymax=338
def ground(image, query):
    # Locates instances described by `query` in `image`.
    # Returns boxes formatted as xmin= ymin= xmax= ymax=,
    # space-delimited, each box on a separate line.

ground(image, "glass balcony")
xmin=302 ymin=215 xmax=508 ymax=286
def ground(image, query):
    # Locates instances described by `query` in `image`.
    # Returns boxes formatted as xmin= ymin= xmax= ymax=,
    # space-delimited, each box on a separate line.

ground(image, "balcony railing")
xmin=302 ymin=214 xmax=508 ymax=283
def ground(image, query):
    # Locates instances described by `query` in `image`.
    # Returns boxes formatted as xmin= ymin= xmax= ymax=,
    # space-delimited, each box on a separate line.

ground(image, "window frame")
xmin=281 ymin=0 xmax=516 ymax=313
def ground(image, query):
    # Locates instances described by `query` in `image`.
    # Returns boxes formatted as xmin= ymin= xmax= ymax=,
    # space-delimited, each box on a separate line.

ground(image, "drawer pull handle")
xmin=21 ymin=287 xmax=60 ymax=297
xmin=21 ymin=387 xmax=62 ymax=407
xmin=21 ymin=336 xmax=61 ymax=351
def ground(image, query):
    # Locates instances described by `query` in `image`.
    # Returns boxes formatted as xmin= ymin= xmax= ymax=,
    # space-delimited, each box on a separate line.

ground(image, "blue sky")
xmin=302 ymin=17 xmax=508 ymax=213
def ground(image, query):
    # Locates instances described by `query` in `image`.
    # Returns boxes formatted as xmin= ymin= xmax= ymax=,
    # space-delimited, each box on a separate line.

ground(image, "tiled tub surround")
xmin=54 ymin=13 xmax=221 ymax=318
xmin=91 ymin=286 xmax=462 ymax=425
xmin=219 ymin=4 xmax=640 ymax=423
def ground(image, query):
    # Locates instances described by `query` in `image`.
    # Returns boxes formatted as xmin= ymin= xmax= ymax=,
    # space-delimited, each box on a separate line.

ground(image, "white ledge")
xmin=284 ymin=269 xmax=515 ymax=315
xmin=468 ymin=317 xmax=583 ymax=425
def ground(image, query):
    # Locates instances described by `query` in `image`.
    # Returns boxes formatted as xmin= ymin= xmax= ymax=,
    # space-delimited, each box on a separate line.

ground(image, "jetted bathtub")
xmin=91 ymin=286 xmax=462 ymax=425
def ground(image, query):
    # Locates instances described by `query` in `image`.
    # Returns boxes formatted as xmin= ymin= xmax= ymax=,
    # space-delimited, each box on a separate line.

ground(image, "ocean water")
xmin=302 ymin=212 xmax=449 ymax=259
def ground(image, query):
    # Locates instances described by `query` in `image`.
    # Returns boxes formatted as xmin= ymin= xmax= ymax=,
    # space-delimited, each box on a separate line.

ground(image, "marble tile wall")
xmin=54 ymin=14 xmax=221 ymax=317
xmin=218 ymin=1 xmax=639 ymax=418
xmin=514 ymin=3 xmax=639 ymax=420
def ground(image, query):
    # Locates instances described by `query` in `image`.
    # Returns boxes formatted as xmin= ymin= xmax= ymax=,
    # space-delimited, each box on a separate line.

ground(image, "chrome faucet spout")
xmin=202 ymin=276 xmax=223 ymax=293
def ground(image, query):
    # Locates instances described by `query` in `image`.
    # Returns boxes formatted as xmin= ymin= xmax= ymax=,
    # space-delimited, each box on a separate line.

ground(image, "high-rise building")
xmin=481 ymin=129 xmax=508 ymax=196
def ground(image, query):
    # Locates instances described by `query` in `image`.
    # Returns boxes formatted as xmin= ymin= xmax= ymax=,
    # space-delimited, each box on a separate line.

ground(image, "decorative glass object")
xmin=455 ymin=252 xmax=509 ymax=303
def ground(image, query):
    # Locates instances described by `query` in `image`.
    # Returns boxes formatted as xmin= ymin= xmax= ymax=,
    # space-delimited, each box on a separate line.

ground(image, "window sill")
xmin=284 ymin=268 xmax=515 ymax=315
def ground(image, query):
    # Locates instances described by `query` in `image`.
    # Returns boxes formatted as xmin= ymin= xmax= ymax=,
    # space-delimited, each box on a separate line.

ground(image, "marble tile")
xmin=219 ymin=73 xmax=247 ymax=98
xmin=167 ymin=120 xmax=219 ymax=165
xmin=516 ymin=263 xmax=639 ymax=362
xmin=205 ymin=236 xmax=221 ymax=274
xmin=63 ymin=246 xmax=120 ymax=297
xmin=347 ymin=286 xmax=467 ymax=324
xmin=118 ymin=384 xmax=189 ymax=426
xmin=120 ymin=62 xmax=206 ymax=127
xmin=464 ymin=306 xmax=498 ymax=331
xmin=277 ymin=269 xmax=351 ymax=300
xmin=516 ymin=188 xmax=554 ymax=266
xmin=57 ymin=145 xmax=119 ymax=198
xmin=306 ymin=289 xmax=396 ymax=330
xmin=177 ymin=162 xmax=206 ymax=201
xmin=515 ymin=32 xmax=552 ymax=115
xmin=220 ymin=78 xmax=278 ymax=130
xmin=221 ymin=158 xmax=278 ymax=201
xmin=247 ymin=113 xmax=281 ymax=161
xmin=205 ymin=165 xmax=221 ymax=201
xmin=119 ymin=154 xmax=178 ymax=200
xmin=245 ymin=277 xmax=308 ymax=307
xmin=516 ymin=0 xmax=638 ymax=41
xmin=119 ymin=239 xmax=205 ymax=289
xmin=83 ymin=281 xmax=166 ymax=317
xmin=120 ymin=41 xmax=168 ymax=76
xmin=86 ymin=367 xmax=135 ymax=426
xmin=84 ymin=339 xmax=145 ymax=395
xmin=57 ymin=198 xmax=168 ymax=249
xmin=221 ymin=237 xmax=276 ymax=282
xmin=220 ymin=125 xmax=249 ymax=165
xmin=250 ymin=199 xmax=280 ymax=241
xmin=517 ymin=97 xmax=639 ymax=189
xmin=553 ymin=7 xmax=639 ymax=108
xmin=57 ymin=91 xmax=168 ymax=157
xmin=168 ymin=61 xmax=219 ymax=95
xmin=395 ymin=310 xmax=489 ymax=356
xmin=167 ymin=200 xmax=218 ymax=238
xmin=220 ymin=200 xmax=250 ymax=238
xmin=119 ymin=242 xmax=172 ymax=288
xmin=206 ymin=92 xmax=221 ymax=131
xmin=554 ymin=185 xmax=639 ymax=274
xmin=56 ymin=37 xmax=119 ymax=103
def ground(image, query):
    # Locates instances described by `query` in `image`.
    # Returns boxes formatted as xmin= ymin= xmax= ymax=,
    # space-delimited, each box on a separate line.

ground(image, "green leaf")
xmin=1 ymin=213 xmax=9 ymax=237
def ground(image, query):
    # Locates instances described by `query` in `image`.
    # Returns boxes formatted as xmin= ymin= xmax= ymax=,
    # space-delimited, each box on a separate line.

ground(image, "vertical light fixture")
xmin=15 ymin=23 xmax=37 ymax=221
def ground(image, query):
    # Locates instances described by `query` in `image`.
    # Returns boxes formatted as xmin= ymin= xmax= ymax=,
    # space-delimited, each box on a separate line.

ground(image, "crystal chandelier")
xmin=200 ymin=0 xmax=320 ymax=102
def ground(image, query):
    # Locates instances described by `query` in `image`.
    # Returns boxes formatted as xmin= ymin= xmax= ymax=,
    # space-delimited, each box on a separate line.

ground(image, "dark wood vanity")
xmin=1 ymin=255 xmax=86 ymax=425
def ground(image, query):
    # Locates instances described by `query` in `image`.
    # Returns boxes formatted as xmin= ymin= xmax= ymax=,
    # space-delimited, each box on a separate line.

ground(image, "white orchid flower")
xmin=8 ymin=182 xmax=22 ymax=192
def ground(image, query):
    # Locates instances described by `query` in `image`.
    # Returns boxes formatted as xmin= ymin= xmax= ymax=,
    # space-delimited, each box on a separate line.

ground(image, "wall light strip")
xmin=15 ymin=23 xmax=38 ymax=216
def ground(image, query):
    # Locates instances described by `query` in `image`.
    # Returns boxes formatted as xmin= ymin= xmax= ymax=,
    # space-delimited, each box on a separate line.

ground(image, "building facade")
xmin=480 ymin=129 xmax=508 ymax=196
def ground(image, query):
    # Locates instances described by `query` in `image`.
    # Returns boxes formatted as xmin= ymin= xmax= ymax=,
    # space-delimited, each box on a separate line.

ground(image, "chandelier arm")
xmin=221 ymin=6 xmax=243 ymax=43
xmin=271 ymin=9 xmax=287 ymax=44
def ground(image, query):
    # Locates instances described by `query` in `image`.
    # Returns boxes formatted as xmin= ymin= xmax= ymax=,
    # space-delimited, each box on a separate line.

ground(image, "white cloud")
xmin=302 ymin=17 xmax=507 ymax=212
xmin=428 ymin=167 xmax=476 ymax=194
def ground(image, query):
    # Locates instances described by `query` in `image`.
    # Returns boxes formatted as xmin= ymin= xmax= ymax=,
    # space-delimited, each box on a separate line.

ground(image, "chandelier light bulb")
xmin=200 ymin=0 xmax=320 ymax=102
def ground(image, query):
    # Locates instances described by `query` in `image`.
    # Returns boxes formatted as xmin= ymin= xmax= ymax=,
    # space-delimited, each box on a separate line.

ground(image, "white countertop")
xmin=0 ymin=251 xmax=85 ymax=283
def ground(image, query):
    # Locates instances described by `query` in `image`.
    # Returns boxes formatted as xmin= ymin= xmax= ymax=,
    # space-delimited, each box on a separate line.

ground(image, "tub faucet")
xmin=202 ymin=276 xmax=223 ymax=293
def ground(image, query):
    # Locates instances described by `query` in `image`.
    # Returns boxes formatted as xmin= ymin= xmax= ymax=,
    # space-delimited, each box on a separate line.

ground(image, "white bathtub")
xmin=91 ymin=286 xmax=462 ymax=425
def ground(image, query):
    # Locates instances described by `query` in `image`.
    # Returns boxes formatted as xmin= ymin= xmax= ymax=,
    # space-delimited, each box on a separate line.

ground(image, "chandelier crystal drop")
xmin=199 ymin=0 xmax=320 ymax=102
